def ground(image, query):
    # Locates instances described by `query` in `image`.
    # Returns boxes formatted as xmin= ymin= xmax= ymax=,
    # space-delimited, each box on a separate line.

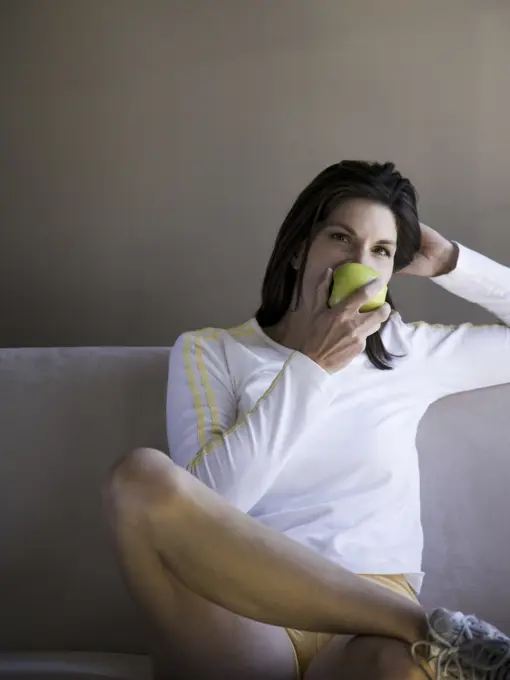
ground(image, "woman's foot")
xmin=412 ymin=608 xmax=510 ymax=679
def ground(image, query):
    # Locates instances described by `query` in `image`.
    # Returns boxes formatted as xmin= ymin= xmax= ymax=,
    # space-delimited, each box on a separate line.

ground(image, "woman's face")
xmin=298 ymin=198 xmax=398 ymax=308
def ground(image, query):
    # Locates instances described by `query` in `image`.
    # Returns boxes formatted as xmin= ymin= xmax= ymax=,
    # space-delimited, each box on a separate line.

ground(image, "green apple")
xmin=328 ymin=263 xmax=388 ymax=312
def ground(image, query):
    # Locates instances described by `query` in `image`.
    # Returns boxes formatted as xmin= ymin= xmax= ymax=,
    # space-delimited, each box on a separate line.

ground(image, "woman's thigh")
xmin=112 ymin=495 xmax=298 ymax=680
xmin=304 ymin=634 xmax=424 ymax=680
xmin=282 ymin=574 xmax=421 ymax=679
xmin=302 ymin=574 xmax=424 ymax=680
xmin=151 ymin=569 xmax=299 ymax=680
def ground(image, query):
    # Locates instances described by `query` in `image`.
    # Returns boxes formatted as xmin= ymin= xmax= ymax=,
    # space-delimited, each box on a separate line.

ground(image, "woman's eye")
xmin=375 ymin=247 xmax=391 ymax=257
xmin=330 ymin=232 xmax=349 ymax=242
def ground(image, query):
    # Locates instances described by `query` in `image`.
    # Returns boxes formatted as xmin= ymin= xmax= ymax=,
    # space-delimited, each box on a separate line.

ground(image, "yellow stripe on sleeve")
xmin=183 ymin=333 xmax=207 ymax=448
xmin=190 ymin=323 xmax=256 ymax=445
xmin=195 ymin=334 xmax=222 ymax=439
xmin=187 ymin=351 xmax=297 ymax=473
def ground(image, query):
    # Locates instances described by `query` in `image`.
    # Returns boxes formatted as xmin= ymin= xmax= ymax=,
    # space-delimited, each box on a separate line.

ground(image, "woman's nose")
xmin=348 ymin=248 xmax=370 ymax=267
xmin=354 ymin=246 xmax=377 ymax=268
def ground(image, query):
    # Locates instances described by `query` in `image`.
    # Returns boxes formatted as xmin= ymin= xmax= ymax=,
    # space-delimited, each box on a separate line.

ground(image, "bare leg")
xmin=106 ymin=448 xmax=428 ymax=677
xmin=305 ymin=636 xmax=426 ymax=680
xmin=109 ymin=497 xmax=297 ymax=678
xmin=108 ymin=448 xmax=426 ymax=640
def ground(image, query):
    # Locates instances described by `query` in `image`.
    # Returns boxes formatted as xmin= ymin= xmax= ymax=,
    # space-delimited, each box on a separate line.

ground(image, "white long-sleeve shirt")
xmin=166 ymin=243 xmax=510 ymax=592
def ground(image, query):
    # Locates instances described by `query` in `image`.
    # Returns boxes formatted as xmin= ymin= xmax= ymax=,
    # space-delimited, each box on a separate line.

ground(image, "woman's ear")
xmin=291 ymin=246 xmax=305 ymax=270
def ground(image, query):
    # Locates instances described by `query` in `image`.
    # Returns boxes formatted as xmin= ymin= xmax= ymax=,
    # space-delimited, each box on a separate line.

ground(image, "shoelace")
xmin=412 ymin=639 xmax=466 ymax=680
xmin=411 ymin=630 xmax=510 ymax=680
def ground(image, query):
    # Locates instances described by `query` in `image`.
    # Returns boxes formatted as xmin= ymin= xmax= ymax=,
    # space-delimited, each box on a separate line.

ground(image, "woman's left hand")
xmin=397 ymin=223 xmax=459 ymax=277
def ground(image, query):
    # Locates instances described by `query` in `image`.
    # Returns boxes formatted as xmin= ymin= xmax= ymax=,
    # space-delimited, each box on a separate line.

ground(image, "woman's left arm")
xmin=431 ymin=242 xmax=510 ymax=327
xmin=397 ymin=224 xmax=510 ymax=397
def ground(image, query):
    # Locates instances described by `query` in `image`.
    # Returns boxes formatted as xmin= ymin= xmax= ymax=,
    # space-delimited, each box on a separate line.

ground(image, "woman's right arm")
xmin=166 ymin=330 xmax=332 ymax=513
xmin=167 ymin=276 xmax=390 ymax=512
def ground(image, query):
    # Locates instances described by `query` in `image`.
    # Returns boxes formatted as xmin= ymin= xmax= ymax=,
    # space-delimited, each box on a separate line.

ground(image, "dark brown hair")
xmin=255 ymin=161 xmax=421 ymax=370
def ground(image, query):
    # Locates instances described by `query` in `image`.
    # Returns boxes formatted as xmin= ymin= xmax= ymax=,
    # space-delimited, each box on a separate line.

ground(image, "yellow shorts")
xmin=285 ymin=574 xmax=419 ymax=679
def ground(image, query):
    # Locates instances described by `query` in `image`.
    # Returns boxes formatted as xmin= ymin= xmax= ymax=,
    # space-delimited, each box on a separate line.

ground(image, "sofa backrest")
xmin=418 ymin=382 xmax=510 ymax=628
xmin=0 ymin=348 xmax=169 ymax=653
xmin=1 ymin=347 xmax=509 ymax=652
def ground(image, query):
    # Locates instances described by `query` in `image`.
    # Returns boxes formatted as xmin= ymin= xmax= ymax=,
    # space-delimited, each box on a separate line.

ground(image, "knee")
xmin=105 ymin=448 xmax=183 ymax=520
xmin=346 ymin=637 xmax=420 ymax=680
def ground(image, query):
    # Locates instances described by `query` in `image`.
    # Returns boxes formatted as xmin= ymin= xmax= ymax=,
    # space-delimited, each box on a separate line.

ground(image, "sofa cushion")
xmin=0 ymin=652 xmax=151 ymax=680
xmin=418 ymin=383 xmax=510 ymax=632
xmin=0 ymin=348 xmax=169 ymax=653
xmin=1 ymin=346 xmax=510 ymax=652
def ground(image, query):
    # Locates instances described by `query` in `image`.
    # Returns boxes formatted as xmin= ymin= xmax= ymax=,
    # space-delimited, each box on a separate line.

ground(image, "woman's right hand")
xmin=300 ymin=268 xmax=392 ymax=373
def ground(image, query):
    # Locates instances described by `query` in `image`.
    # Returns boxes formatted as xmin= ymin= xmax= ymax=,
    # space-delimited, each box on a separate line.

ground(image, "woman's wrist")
xmin=432 ymin=241 xmax=459 ymax=277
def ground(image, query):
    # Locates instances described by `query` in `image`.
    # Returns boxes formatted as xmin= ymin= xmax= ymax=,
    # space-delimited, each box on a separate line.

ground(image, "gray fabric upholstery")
xmin=0 ymin=347 xmax=509 ymax=659
xmin=0 ymin=348 xmax=169 ymax=653
xmin=0 ymin=653 xmax=152 ymax=680
xmin=418 ymin=384 xmax=510 ymax=630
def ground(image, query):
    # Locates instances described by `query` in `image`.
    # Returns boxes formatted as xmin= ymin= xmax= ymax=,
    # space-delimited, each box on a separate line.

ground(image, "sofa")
xmin=1 ymin=346 xmax=509 ymax=679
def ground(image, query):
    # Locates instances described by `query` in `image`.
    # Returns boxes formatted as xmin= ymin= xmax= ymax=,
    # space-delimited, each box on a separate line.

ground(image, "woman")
xmin=108 ymin=161 xmax=510 ymax=680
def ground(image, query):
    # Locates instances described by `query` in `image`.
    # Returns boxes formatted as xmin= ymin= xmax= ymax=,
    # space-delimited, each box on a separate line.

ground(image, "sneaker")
xmin=411 ymin=608 xmax=510 ymax=679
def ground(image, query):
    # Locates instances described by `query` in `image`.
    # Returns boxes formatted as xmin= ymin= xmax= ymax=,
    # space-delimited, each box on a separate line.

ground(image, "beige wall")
xmin=1 ymin=0 xmax=509 ymax=347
